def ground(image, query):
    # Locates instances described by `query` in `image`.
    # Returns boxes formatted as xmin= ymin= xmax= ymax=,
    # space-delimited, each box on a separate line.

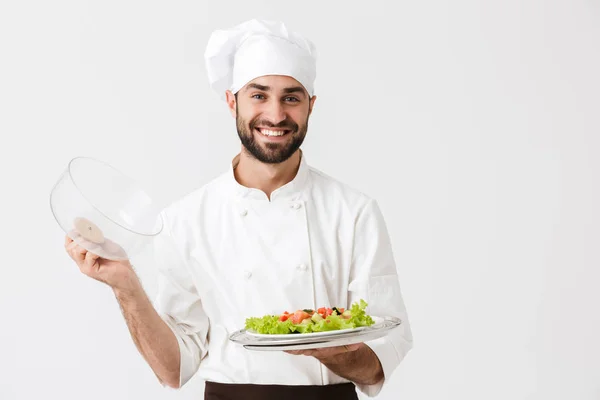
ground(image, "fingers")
xmin=84 ymin=250 xmax=100 ymax=269
xmin=72 ymin=245 xmax=87 ymax=264
xmin=85 ymin=250 xmax=100 ymax=261
xmin=334 ymin=344 xmax=361 ymax=355
xmin=285 ymin=344 xmax=362 ymax=358
xmin=316 ymin=347 xmax=346 ymax=358
xmin=285 ymin=350 xmax=311 ymax=356
xmin=64 ymin=234 xmax=108 ymax=282
xmin=344 ymin=344 xmax=361 ymax=352
xmin=65 ymin=235 xmax=87 ymax=264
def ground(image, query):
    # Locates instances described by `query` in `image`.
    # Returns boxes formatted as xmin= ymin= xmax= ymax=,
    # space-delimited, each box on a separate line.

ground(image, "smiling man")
xmin=234 ymin=80 xmax=311 ymax=162
xmin=65 ymin=19 xmax=412 ymax=400
xmin=232 ymin=77 xmax=313 ymax=162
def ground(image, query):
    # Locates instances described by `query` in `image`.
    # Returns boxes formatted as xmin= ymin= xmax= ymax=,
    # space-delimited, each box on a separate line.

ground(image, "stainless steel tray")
xmin=229 ymin=316 xmax=402 ymax=351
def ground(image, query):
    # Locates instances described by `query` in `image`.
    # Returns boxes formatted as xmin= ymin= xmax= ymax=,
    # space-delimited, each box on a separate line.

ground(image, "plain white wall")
xmin=1 ymin=1 xmax=599 ymax=399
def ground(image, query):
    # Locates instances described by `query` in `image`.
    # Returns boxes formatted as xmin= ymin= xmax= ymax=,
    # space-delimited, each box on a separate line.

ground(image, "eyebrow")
xmin=246 ymin=83 xmax=270 ymax=92
xmin=245 ymin=83 xmax=307 ymax=97
xmin=282 ymin=86 xmax=306 ymax=95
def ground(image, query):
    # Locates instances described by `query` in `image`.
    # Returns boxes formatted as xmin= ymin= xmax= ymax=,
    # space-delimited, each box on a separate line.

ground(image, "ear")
xmin=225 ymin=90 xmax=237 ymax=118
xmin=308 ymin=95 xmax=317 ymax=116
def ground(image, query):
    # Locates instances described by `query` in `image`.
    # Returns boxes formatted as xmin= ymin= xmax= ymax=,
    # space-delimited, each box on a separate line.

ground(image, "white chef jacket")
xmin=151 ymin=152 xmax=413 ymax=397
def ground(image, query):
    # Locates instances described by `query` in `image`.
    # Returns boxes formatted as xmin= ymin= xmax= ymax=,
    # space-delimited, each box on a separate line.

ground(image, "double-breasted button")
xmin=297 ymin=263 xmax=308 ymax=271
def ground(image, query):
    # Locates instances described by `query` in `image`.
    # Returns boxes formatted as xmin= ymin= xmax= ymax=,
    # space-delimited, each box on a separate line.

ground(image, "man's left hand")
xmin=286 ymin=342 xmax=384 ymax=385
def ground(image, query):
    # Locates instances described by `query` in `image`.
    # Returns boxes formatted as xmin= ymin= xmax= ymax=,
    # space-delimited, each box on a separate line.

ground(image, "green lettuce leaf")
xmin=244 ymin=299 xmax=375 ymax=334
xmin=347 ymin=298 xmax=375 ymax=327
xmin=310 ymin=313 xmax=355 ymax=332
xmin=244 ymin=315 xmax=295 ymax=334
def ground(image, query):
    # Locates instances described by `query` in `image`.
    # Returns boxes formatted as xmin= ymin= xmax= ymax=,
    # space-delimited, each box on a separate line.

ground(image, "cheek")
xmin=290 ymin=109 xmax=309 ymax=122
xmin=240 ymin=111 xmax=261 ymax=127
xmin=236 ymin=102 xmax=256 ymax=121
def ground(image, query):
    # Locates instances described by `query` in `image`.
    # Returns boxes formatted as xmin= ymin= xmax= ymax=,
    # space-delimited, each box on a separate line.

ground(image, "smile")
xmin=256 ymin=128 xmax=291 ymax=137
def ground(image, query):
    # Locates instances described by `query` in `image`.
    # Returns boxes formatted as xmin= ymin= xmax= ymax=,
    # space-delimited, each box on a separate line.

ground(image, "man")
xmin=65 ymin=19 xmax=412 ymax=399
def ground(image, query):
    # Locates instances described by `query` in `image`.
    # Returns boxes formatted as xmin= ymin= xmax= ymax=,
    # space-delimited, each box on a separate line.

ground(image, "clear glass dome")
xmin=50 ymin=157 xmax=163 ymax=260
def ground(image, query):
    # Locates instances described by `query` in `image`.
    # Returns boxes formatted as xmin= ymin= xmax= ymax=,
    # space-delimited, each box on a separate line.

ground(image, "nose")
xmin=263 ymin=100 xmax=287 ymax=125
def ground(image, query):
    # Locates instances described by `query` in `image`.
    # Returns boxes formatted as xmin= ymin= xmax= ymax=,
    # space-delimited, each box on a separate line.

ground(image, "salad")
xmin=245 ymin=299 xmax=375 ymax=334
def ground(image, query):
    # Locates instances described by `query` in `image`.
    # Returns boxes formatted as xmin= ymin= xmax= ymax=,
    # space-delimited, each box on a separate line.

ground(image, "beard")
xmin=236 ymin=109 xmax=308 ymax=164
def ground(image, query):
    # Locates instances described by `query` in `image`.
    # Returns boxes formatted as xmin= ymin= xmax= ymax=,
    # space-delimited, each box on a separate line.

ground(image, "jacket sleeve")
xmin=347 ymin=199 xmax=413 ymax=397
xmin=152 ymin=210 xmax=210 ymax=388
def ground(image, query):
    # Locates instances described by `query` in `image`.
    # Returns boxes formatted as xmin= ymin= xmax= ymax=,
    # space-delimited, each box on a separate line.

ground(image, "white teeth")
xmin=260 ymin=129 xmax=286 ymax=136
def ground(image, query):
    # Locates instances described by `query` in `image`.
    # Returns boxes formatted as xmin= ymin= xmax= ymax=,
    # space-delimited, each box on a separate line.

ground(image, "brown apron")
xmin=204 ymin=381 xmax=359 ymax=400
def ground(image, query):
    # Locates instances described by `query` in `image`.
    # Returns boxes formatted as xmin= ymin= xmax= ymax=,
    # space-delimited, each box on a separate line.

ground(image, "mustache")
xmin=250 ymin=119 xmax=298 ymax=131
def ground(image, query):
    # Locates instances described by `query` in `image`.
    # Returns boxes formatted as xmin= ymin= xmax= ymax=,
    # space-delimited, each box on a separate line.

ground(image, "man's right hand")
xmin=63 ymin=233 xmax=182 ymax=388
xmin=64 ymin=234 xmax=140 ymax=294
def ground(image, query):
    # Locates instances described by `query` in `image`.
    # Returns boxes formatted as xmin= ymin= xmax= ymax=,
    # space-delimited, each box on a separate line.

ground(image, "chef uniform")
xmin=151 ymin=19 xmax=413 ymax=400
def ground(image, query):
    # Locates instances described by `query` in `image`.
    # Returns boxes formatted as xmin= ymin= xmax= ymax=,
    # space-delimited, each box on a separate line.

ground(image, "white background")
xmin=1 ymin=1 xmax=599 ymax=399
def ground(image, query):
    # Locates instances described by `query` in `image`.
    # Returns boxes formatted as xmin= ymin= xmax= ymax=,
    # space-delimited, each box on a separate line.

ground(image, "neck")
xmin=234 ymin=148 xmax=301 ymax=199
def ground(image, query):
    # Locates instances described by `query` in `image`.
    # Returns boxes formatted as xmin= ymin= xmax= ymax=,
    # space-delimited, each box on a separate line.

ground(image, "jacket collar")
xmin=229 ymin=150 xmax=310 ymax=201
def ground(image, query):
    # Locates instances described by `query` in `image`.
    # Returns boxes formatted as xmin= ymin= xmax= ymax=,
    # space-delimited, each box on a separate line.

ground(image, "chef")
xmin=65 ymin=19 xmax=413 ymax=400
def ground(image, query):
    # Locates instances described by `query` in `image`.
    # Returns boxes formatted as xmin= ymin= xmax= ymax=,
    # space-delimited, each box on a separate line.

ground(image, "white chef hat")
xmin=204 ymin=19 xmax=317 ymax=100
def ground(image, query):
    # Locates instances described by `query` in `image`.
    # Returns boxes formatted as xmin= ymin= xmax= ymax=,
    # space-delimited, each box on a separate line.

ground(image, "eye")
xmin=284 ymin=96 xmax=300 ymax=102
xmin=252 ymin=94 xmax=265 ymax=100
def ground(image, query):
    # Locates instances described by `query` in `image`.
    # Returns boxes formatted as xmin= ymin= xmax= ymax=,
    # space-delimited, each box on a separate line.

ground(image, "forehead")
xmin=243 ymin=75 xmax=307 ymax=93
